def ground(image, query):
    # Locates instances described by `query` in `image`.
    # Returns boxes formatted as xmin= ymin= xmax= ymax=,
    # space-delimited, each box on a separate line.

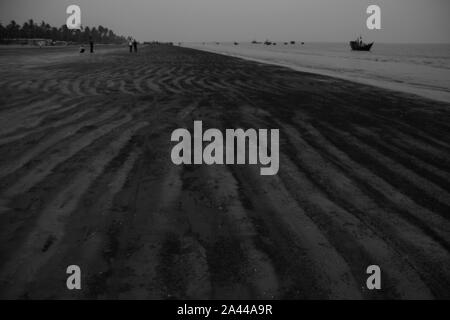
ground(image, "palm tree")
xmin=1 ymin=19 xmax=124 ymax=43
xmin=59 ymin=24 xmax=70 ymax=41
xmin=103 ymin=27 xmax=109 ymax=41
xmin=38 ymin=21 xmax=50 ymax=38
xmin=91 ymin=26 xmax=99 ymax=42
xmin=28 ymin=19 xmax=35 ymax=38
xmin=51 ymin=26 xmax=59 ymax=41
xmin=45 ymin=23 xmax=52 ymax=39
xmin=98 ymin=25 xmax=105 ymax=42
xmin=0 ymin=23 xmax=5 ymax=40
xmin=108 ymin=30 xmax=114 ymax=42
xmin=83 ymin=26 xmax=90 ymax=42
xmin=7 ymin=20 xmax=20 ymax=38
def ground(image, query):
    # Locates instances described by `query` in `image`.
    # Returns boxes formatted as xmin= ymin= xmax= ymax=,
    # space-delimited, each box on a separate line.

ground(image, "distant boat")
xmin=350 ymin=36 xmax=373 ymax=51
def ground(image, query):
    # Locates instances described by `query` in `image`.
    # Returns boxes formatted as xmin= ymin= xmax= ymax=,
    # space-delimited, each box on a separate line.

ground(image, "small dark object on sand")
xmin=234 ymin=42 xmax=239 ymax=45
xmin=290 ymin=41 xmax=296 ymax=45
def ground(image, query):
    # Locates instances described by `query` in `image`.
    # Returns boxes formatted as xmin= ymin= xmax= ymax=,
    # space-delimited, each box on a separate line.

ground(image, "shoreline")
xmin=183 ymin=44 xmax=450 ymax=104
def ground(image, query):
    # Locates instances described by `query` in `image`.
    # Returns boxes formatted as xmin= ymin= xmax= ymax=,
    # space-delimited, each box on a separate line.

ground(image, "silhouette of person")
xmin=89 ymin=36 xmax=94 ymax=53
xmin=133 ymin=39 xmax=138 ymax=53
xmin=128 ymin=37 xmax=133 ymax=53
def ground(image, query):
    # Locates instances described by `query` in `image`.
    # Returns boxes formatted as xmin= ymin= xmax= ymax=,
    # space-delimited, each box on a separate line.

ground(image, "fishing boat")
xmin=350 ymin=36 xmax=373 ymax=51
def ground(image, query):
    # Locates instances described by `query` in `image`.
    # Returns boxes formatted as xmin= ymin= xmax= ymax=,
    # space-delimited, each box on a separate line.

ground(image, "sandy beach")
xmin=0 ymin=44 xmax=449 ymax=299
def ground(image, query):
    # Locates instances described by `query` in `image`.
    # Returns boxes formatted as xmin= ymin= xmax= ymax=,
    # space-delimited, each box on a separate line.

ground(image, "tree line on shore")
xmin=0 ymin=19 xmax=126 ymax=44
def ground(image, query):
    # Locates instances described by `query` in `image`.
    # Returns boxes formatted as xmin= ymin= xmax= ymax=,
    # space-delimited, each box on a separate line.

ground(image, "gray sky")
xmin=0 ymin=0 xmax=449 ymax=43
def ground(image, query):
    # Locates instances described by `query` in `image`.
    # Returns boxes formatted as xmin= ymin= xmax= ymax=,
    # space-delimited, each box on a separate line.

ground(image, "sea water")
xmin=185 ymin=42 xmax=450 ymax=103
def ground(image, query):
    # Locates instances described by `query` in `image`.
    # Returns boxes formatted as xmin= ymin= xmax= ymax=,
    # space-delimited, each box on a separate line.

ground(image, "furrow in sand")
xmin=367 ymin=112 xmax=450 ymax=151
xmin=42 ymin=79 xmax=59 ymax=93
xmin=71 ymin=78 xmax=84 ymax=97
xmin=0 ymin=121 xmax=149 ymax=298
xmin=198 ymin=165 xmax=279 ymax=299
xmin=24 ymin=148 xmax=142 ymax=299
xmin=351 ymin=125 xmax=450 ymax=190
xmin=0 ymin=107 xmax=121 ymax=179
xmin=3 ymin=114 xmax=133 ymax=197
xmin=0 ymin=96 xmax=64 ymax=135
xmin=118 ymin=80 xmax=135 ymax=95
xmin=281 ymin=124 xmax=435 ymax=298
xmin=317 ymin=92 xmax=450 ymax=152
xmin=292 ymin=117 xmax=450 ymax=242
xmin=0 ymin=98 xmax=87 ymax=140
xmin=289 ymin=118 xmax=450 ymax=297
xmin=0 ymin=108 xmax=93 ymax=147
xmin=137 ymin=166 xmax=205 ymax=299
xmin=145 ymin=78 xmax=162 ymax=93
xmin=389 ymin=129 xmax=450 ymax=172
xmin=231 ymin=163 xmax=362 ymax=299
xmin=59 ymin=79 xmax=72 ymax=96
xmin=284 ymin=121 xmax=450 ymax=245
xmin=322 ymin=124 xmax=450 ymax=217
xmin=101 ymin=159 xmax=194 ymax=298
xmin=0 ymin=93 xmax=54 ymax=112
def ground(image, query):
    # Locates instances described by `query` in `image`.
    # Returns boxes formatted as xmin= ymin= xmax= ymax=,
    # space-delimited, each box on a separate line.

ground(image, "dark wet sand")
xmin=0 ymin=44 xmax=449 ymax=299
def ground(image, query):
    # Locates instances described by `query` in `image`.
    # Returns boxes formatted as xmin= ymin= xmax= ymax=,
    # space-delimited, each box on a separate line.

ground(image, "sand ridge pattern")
xmin=0 ymin=45 xmax=449 ymax=299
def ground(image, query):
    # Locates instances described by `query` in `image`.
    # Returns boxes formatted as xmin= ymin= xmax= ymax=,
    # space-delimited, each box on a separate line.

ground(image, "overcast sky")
xmin=0 ymin=0 xmax=449 ymax=43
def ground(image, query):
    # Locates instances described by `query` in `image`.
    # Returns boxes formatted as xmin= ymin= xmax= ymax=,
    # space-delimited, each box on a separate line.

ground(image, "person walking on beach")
xmin=128 ymin=37 xmax=133 ymax=53
xmin=133 ymin=39 xmax=138 ymax=53
xmin=89 ymin=36 xmax=94 ymax=53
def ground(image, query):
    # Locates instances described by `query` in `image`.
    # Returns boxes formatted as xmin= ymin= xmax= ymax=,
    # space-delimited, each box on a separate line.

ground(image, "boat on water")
xmin=350 ymin=36 xmax=373 ymax=51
